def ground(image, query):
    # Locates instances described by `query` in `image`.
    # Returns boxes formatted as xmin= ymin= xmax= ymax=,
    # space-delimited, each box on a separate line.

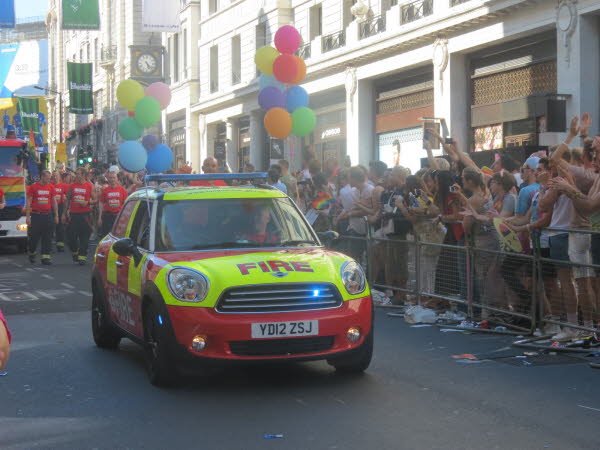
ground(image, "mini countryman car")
xmin=91 ymin=174 xmax=373 ymax=386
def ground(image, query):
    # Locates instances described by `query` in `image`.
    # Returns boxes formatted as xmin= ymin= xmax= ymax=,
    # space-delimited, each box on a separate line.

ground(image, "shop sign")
xmin=321 ymin=127 xmax=341 ymax=140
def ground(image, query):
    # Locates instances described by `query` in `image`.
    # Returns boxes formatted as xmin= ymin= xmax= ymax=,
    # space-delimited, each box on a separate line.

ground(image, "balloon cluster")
xmin=116 ymin=80 xmax=174 ymax=173
xmin=255 ymin=25 xmax=316 ymax=139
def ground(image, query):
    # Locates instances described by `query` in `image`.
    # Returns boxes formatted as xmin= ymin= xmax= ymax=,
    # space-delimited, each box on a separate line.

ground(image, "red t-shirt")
xmin=189 ymin=180 xmax=227 ymax=187
xmin=53 ymin=183 xmax=69 ymax=204
xmin=69 ymin=182 xmax=93 ymax=213
xmin=0 ymin=188 xmax=4 ymax=203
xmin=101 ymin=185 xmax=128 ymax=214
xmin=0 ymin=309 xmax=10 ymax=344
xmin=27 ymin=182 xmax=55 ymax=213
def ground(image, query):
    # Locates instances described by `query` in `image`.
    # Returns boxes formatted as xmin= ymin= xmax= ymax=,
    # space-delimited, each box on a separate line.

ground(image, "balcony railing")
xmin=359 ymin=15 xmax=386 ymax=40
xmin=450 ymin=0 xmax=472 ymax=5
xmin=322 ymin=30 xmax=346 ymax=54
xmin=401 ymin=0 xmax=433 ymax=25
xmin=99 ymin=45 xmax=117 ymax=62
xmin=296 ymin=43 xmax=311 ymax=60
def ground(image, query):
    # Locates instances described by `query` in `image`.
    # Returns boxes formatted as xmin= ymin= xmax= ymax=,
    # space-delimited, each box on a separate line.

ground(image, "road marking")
xmin=79 ymin=290 xmax=92 ymax=297
xmin=0 ymin=293 xmax=10 ymax=301
xmin=36 ymin=291 xmax=56 ymax=300
xmin=41 ymin=274 xmax=54 ymax=280
xmin=61 ymin=283 xmax=75 ymax=289
xmin=578 ymin=405 xmax=600 ymax=413
xmin=13 ymin=263 xmax=22 ymax=268
xmin=25 ymin=268 xmax=35 ymax=272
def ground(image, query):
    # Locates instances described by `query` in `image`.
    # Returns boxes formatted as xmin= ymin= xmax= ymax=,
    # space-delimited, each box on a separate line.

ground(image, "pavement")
xmin=1 ymin=242 xmax=600 ymax=449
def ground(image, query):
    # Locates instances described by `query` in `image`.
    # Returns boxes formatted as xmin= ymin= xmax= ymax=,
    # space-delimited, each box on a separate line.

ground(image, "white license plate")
xmin=251 ymin=320 xmax=319 ymax=339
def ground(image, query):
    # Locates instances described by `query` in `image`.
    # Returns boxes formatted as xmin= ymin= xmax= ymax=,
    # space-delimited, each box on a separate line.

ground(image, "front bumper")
xmin=166 ymin=296 xmax=372 ymax=362
xmin=0 ymin=217 xmax=27 ymax=239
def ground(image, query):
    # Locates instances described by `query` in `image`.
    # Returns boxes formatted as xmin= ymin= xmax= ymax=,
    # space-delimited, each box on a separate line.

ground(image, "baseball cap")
xmin=108 ymin=165 xmax=120 ymax=173
xmin=524 ymin=156 xmax=540 ymax=170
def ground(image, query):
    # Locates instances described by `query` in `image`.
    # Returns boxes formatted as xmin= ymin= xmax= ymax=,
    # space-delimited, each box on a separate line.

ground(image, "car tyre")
xmin=143 ymin=302 xmax=176 ymax=387
xmin=328 ymin=329 xmax=373 ymax=374
xmin=91 ymin=284 xmax=121 ymax=350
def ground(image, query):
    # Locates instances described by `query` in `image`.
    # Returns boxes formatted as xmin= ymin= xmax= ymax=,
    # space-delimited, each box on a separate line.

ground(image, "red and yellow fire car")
xmin=91 ymin=174 xmax=373 ymax=385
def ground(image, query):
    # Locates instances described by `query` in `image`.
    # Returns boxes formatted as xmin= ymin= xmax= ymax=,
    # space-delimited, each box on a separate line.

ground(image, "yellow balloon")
xmin=117 ymin=79 xmax=145 ymax=111
xmin=254 ymin=46 xmax=280 ymax=76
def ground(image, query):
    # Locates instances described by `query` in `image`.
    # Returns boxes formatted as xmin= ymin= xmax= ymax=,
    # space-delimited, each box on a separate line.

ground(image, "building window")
xmin=231 ymin=35 xmax=241 ymax=85
xmin=209 ymin=0 xmax=219 ymax=14
xmin=310 ymin=5 xmax=322 ymax=41
xmin=210 ymin=45 xmax=219 ymax=93
xmin=183 ymin=29 xmax=188 ymax=80
xmin=173 ymin=33 xmax=179 ymax=83
xmin=255 ymin=22 xmax=266 ymax=77
xmin=94 ymin=38 xmax=98 ymax=65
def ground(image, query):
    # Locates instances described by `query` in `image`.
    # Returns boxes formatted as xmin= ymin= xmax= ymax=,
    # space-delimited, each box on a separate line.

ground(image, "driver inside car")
xmin=235 ymin=205 xmax=281 ymax=244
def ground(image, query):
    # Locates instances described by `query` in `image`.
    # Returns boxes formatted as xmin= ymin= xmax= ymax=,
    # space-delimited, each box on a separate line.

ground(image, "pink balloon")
xmin=274 ymin=25 xmax=301 ymax=55
xmin=145 ymin=82 xmax=172 ymax=110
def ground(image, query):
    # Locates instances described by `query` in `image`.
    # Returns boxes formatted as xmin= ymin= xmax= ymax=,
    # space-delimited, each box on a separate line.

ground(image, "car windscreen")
xmin=155 ymin=197 xmax=320 ymax=252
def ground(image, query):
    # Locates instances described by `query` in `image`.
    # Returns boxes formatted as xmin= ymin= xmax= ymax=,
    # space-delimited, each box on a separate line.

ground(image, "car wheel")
xmin=143 ymin=302 xmax=176 ymax=387
xmin=328 ymin=329 xmax=373 ymax=374
xmin=91 ymin=285 xmax=121 ymax=350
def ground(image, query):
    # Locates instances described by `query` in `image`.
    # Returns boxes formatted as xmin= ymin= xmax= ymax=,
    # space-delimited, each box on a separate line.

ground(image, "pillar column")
xmin=346 ymin=68 xmax=375 ymax=166
xmin=249 ymin=110 xmax=264 ymax=170
xmin=556 ymin=9 xmax=600 ymax=138
xmin=225 ymin=119 xmax=238 ymax=172
xmin=433 ymin=39 xmax=469 ymax=152
xmin=187 ymin=110 xmax=200 ymax=169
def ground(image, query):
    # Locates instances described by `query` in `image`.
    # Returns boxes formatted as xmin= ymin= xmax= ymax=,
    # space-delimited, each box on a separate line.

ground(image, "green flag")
xmin=17 ymin=97 xmax=39 ymax=133
xmin=68 ymin=62 xmax=94 ymax=114
xmin=62 ymin=0 xmax=100 ymax=30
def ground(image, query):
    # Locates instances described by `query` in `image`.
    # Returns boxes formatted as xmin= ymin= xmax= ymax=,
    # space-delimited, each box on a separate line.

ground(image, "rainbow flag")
xmin=481 ymin=166 xmax=494 ymax=177
xmin=0 ymin=176 xmax=25 ymax=207
xmin=311 ymin=192 xmax=335 ymax=210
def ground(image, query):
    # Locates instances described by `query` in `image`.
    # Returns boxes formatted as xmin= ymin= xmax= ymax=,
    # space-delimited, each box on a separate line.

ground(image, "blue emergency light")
xmin=145 ymin=173 xmax=269 ymax=183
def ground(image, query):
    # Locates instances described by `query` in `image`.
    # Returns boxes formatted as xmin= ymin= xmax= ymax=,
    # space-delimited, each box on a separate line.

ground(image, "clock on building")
xmin=130 ymin=46 xmax=163 ymax=80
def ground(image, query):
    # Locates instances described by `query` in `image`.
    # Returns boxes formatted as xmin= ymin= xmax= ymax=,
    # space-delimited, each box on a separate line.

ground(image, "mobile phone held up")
xmin=449 ymin=186 xmax=459 ymax=193
xmin=445 ymin=137 xmax=453 ymax=145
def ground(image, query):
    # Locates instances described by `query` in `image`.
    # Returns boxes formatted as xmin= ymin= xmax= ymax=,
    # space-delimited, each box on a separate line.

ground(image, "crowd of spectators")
xmin=290 ymin=114 xmax=600 ymax=340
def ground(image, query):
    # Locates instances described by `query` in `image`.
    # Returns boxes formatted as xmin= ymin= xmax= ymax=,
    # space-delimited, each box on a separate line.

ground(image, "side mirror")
xmin=112 ymin=238 xmax=143 ymax=266
xmin=317 ymin=231 xmax=340 ymax=245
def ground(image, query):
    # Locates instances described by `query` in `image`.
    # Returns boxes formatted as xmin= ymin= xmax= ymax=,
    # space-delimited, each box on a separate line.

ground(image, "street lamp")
xmin=34 ymin=85 xmax=63 ymax=143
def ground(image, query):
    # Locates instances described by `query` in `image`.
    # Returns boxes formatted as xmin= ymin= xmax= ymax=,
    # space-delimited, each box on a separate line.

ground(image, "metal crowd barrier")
xmin=330 ymin=223 xmax=600 ymax=340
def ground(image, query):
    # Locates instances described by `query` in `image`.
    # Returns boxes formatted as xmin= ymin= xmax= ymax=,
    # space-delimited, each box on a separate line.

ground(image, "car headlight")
xmin=167 ymin=267 xmax=210 ymax=303
xmin=341 ymin=261 xmax=366 ymax=295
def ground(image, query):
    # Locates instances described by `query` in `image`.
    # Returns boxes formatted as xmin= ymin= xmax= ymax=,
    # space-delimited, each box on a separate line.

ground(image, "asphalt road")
xmin=1 ymin=243 xmax=600 ymax=450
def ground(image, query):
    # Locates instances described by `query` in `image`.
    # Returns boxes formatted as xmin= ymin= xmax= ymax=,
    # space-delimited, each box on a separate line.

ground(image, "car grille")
xmin=216 ymin=283 xmax=343 ymax=313
xmin=0 ymin=207 xmax=22 ymax=221
xmin=229 ymin=336 xmax=335 ymax=356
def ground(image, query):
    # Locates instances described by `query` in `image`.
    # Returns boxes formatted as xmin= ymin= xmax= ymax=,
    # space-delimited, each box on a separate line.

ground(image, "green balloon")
xmin=134 ymin=97 xmax=162 ymax=128
xmin=291 ymin=107 xmax=316 ymax=137
xmin=118 ymin=117 xmax=144 ymax=140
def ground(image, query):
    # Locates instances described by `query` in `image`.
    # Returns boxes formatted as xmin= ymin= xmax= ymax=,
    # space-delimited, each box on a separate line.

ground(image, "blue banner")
xmin=0 ymin=0 xmax=15 ymax=29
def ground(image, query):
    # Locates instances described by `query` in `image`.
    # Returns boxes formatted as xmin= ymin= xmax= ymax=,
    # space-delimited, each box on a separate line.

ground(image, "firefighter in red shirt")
xmin=63 ymin=168 xmax=96 ymax=265
xmin=53 ymin=171 xmax=71 ymax=252
xmin=98 ymin=171 xmax=128 ymax=237
xmin=26 ymin=169 xmax=58 ymax=265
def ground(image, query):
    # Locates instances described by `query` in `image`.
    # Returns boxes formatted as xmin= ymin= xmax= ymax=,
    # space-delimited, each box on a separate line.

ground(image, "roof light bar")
xmin=145 ymin=172 xmax=269 ymax=183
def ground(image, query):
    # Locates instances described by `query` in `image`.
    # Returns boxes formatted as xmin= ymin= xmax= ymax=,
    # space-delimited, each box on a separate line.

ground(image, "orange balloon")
xmin=291 ymin=57 xmax=306 ymax=84
xmin=264 ymin=107 xmax=292 ymax=139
